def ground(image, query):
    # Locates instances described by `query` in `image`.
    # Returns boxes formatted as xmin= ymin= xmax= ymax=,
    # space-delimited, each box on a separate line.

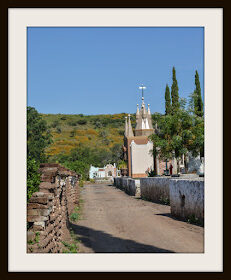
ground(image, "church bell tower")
xmin=123 ymin=86 xmax=155 ymax=178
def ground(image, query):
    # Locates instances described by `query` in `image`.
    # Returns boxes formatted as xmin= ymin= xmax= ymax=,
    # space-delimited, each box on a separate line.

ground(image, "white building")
xmin=89 ymin=163 xmax=119 ymax=179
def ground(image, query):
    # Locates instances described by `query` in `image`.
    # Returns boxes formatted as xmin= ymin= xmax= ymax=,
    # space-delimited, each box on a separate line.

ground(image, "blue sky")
xmin=27 ymin=27 xmax=204 ymax=115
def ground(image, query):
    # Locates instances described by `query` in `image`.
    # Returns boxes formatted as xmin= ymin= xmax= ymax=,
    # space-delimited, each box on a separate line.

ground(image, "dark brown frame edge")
xmin=1 ymin=0 xmax=228 ymax=279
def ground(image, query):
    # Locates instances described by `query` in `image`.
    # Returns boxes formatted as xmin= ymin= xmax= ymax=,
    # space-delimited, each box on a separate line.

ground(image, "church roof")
xmin=126 ymin=135 xmax=150 ymax=144
xmin=124 ymin=116 xmax=128 ymax=137
xmin=124 ymin=88 xmax=154 ymax=138
xmin=135 ymin=97 xmax=153 ymax=132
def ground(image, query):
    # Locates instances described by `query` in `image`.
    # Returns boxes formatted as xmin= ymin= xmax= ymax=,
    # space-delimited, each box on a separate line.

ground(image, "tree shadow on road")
xmin=69 ymin=222 xmax=174 ymax=253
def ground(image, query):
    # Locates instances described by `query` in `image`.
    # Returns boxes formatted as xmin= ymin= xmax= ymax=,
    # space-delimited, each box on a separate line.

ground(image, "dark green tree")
xmin=194 ymin=70 xmax=204 ymax=117
xmin=165 ymin=84 xmax=171 ymax=115
xmin=63 ymin=160 xmax=90 ymax=181
xmin=27 ymin=106 xmax=52 ymax=162
xmin=110 ymin=143 xmax=124 ymax=165
xmin=27 ymin=106 xmax=52 ymax=199
xmin=27 ymin=157 xmax=41 ymax=200
xmin=171 ymin=67 xmax=180 ymax=114
xmin=150 ymin=101 xmax=200 ymax=172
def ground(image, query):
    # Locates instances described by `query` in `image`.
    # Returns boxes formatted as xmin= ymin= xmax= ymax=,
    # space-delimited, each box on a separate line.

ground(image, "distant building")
xmin=104 ymin=163 xmax=117 ymax=177
xmin=89 ymin=163 xmax=119 ymax=179
xmin=98 ymin=168 xmax=106 ymax=178
xmin=89 ymin=166 xmax=99 ymax=179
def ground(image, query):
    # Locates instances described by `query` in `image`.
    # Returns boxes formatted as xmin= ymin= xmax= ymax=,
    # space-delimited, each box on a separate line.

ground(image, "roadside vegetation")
xmin=149 ymin=68 xmax=204 ymax=173
xmin=27 ymin=106 xmax=52 ymax=200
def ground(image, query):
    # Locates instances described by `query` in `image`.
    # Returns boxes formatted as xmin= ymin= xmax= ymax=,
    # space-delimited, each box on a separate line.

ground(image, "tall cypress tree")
xmin=165 ymin=84 xmax=171 ymax=115
xmin=194 ymin=70 xmax=204 ymax=117
xmin=171 ymin=67 xmax=180 ymax=114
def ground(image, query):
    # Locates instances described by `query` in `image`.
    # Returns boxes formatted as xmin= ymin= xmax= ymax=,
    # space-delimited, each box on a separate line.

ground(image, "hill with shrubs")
xmin=39 ymin=112 xmax=141 ymax=179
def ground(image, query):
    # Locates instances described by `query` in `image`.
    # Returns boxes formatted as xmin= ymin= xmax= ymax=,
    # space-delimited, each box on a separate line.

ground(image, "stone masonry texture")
xmin=27 ymin=163 xmax=79 ymax=253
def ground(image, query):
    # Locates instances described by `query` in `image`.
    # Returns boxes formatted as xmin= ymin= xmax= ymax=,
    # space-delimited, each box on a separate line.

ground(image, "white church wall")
xmin=130 ymin=141 xmax=154 ymax=176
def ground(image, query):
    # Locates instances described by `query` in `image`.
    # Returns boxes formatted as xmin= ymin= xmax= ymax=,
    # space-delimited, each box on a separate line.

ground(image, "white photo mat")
xmin=8 ymin=8 xmax=223 ymax=272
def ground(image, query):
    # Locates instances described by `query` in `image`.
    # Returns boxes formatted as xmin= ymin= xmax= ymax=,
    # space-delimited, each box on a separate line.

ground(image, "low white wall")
xmin=114 ymin=176 xmax=204 ymax=225
xmin=140 ymin=177 xmax=170 ymax=204
xmin=128 ymin=179 xmax=140 ymax=197
xmin=169 ymin=179 xmax=204 ymax=223
xmin=114 ymin=177 xmax=140 ymax=197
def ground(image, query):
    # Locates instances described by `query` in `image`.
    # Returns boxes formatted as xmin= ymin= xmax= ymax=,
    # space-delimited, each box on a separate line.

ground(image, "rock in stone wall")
xmin=140 ymin=177 xmax=170 ymax=204
xmin=169 ymin=179 xmax=204 ymax=224
xmin=27 ymin=163 xmax=79 ymax=253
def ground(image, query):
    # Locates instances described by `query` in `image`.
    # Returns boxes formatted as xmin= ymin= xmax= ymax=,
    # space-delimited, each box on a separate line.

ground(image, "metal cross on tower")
xmin=139 ymin=84 xmax=146 ymax=99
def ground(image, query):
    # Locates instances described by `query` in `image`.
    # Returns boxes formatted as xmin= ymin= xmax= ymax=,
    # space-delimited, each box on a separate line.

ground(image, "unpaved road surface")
xmin=71 ymin=184 xmax=204 ymax=253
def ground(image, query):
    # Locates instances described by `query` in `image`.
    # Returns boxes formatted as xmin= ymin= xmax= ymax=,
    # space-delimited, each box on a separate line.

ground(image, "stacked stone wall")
xmin=27 ymin=164 xmax=79 ymax=253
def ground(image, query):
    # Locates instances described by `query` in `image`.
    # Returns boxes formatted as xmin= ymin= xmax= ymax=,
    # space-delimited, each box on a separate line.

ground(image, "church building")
xmin=123 ymin=96 xmax=155 ymax=178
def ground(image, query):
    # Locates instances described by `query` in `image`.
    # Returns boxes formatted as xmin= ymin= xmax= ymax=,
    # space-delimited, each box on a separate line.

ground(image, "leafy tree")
xmin=27 ymin=106 xmax=52 ymax=199
xmin=164 ymin=84 xmax=171 ymax=115
xmin=63 ymin=160 xmax=90 ymax=181
xmin=194 ymin=70 xmax=204 ymax=117
xmin=27 ymin=106 xmax=52 ymax=163
xmin=151 ymin=112 xmax=163 ymax=128
xmin=187 ymin=116 xmax=204 ymax=157
xmin=110 ymin=143 xmax=123 ymax=165
xmin=171 ymin=67 xmax=180 ymax=114
xmin=150 ymin=96 xmax=204 ymax=173
xmin=93 ymin=149 xmax=112 ymax=166
xmin=150 ymin=102 xmax=196 ymax=172
xmin=27 ymin=157 xmax=40 ymax=200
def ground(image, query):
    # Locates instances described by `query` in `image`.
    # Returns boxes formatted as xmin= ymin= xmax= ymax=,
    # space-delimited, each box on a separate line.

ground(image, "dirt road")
xmin=71 ymin=183 xmax=204 ymax=253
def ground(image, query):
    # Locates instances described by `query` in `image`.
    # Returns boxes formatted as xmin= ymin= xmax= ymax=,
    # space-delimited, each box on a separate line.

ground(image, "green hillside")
xmin=39 ymin=112 xmax=163 ymax=180
xmin=41 ymin=113 xmax=137 ymax=162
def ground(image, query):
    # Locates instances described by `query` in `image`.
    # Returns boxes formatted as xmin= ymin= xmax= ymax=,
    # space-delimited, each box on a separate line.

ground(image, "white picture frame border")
xmin=8 ymin=8 xmax=223 ymax=272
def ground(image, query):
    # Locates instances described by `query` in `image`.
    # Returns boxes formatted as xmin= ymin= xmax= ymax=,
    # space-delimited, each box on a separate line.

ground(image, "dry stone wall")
xmin=27 ymin=163 xmax=79 ymax=253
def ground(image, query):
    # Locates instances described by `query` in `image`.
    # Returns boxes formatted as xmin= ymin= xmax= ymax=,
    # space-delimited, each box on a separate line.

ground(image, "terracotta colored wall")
xmin=27 ymin=164 xmax=79 ymax=253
